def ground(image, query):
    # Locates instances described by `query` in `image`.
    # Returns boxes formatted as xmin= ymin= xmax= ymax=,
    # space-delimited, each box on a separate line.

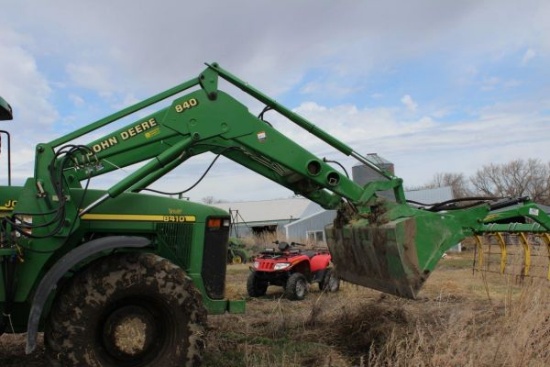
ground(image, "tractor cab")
xmin=0 ymin=96 xmax=13 ymax=121
xmin=0 ymin=96 xmax=13 ymax=185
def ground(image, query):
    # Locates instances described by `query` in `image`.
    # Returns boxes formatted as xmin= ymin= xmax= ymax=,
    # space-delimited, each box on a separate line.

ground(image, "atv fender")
xmin=25 ymin=236 xmax=151 ymax=354
xmin=309 ymin=253 xmax=331 ymax=272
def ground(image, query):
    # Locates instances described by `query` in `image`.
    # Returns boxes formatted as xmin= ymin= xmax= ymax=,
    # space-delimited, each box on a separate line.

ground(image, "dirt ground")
xmin=1 ymin=252 xmax=548 ymax=366
xmin=0 ymin=333 xmax=45 ymax=366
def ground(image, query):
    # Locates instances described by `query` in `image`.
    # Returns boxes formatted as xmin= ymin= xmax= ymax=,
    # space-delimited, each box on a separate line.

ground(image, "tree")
xmin=201 ymin=196 xmax=226 ymax=204
xmin=430 ymin=172 xmax=472 ymax=198
xmin=470 ymin=159 xmax=550 ymax=205
xmin=414 ymin=172 xmax=472 ymax=198
xmin=202 ymin=196 xmax=216 ymax=204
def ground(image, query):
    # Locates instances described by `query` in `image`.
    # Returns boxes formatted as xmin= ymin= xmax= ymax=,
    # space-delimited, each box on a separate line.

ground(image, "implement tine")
xmin=475 ymin=231 xmax=550 ymax=280
xmin=519 ymin=233 xmax=531 ymax=277
xmin=474 ymin=235 xmax=484 ymax=271
xmin=495 ymin=233 xmax=507 ymax=274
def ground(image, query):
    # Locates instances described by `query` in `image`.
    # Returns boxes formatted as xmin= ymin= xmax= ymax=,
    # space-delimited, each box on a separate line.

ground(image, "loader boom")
xmin=47 ymin=64 xmax=401 ymax=211
xmin=55 ymin=64 xmax=404 ymax=209
xmin=30 ymin=62 xmax=550 ymax=298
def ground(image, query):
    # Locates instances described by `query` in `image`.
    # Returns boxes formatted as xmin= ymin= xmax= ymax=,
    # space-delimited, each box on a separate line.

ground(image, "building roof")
xmin=213 ymin=187 xmax=455 ymax=227
xmin=352 ymin=153 xmax=393 ymax=167
xmin=405 ymin=186 xmax=454 ymax=205
xmin=211 ymin=198 xmax=312 ymax=224
xmin=300 ymin=201 xmax=325 ymax=217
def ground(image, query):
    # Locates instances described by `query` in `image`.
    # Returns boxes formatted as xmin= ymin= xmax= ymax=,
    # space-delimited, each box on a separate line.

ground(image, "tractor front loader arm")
xmin=55 ymin=64 xmax=373 ymax=214
xmin=42 ymin=63 xmax=549 ymax=299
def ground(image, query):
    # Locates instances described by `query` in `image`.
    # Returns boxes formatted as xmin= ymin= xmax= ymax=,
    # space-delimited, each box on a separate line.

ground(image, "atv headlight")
xmin=274 ymin=262 xmax=290 ymax=270
xmin=253 ymin=261 xmax=260 ymax=269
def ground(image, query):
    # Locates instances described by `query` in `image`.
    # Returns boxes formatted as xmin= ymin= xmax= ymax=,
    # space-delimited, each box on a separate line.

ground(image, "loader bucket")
xmin=326 ymin=211 xmax=470 ymax=299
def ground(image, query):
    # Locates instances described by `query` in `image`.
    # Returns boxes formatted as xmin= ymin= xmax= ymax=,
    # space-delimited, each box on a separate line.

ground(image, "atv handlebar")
xmin=273 ymin=240 xmax=306 ymax=252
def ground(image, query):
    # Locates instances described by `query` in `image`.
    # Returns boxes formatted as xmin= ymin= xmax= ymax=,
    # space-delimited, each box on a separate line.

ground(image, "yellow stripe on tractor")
xmin=81 ymin=214 xmax=196 ymax=222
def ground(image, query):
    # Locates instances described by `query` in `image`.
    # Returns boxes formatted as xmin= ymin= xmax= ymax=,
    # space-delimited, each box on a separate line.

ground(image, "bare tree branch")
xmin=412 ymin=172 xmax=473 ymax=198
xmin=470 ymin=159 xmax=550 ymax=205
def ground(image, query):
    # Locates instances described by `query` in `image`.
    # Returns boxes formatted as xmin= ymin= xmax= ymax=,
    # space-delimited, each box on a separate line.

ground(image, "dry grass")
xmin=1 ymin=252 xmax=548 ymax=366
xmin=210 ymin=252 xmax=549 ymax=367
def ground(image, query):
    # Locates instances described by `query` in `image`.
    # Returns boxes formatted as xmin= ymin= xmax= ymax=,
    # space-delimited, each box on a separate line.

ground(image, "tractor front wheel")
xmin=234 ymin=250 xmax=248 ymax=264
xmin=45 ymin=252 xmax=206 ymax=367
xmin=285 ymin=273 xmax=308 ymax=300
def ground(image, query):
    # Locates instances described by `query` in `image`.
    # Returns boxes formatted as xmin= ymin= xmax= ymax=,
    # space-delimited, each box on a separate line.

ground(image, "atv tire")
xmin=247 ymin=272 xmax=268 ymax=297
xmin=319 ymin=268 xmax=340 ymax=292
xmin=285 ymin=273 xmax=308 ymax=300
xmin=45 ymin=252 xmax=207 ymax=367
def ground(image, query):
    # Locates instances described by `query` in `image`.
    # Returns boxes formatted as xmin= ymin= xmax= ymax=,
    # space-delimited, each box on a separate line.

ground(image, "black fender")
xmin=25 ymin=236 xmax=151 ymax=354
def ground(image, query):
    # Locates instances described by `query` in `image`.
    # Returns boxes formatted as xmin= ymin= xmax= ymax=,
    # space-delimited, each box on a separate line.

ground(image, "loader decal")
xmin=0 ymin=199 xmax=17 ymax=210
xmin=174 ymin=98 xmax=199 ymax=113
xmin=120 ymin=118 xmax=158 ymax=140
xmin=88 ymin=118 xmax=159 ymax=155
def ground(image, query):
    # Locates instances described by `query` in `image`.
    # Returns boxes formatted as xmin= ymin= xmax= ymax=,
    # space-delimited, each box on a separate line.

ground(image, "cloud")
xmin=69 ymin=94 xmax=85 ymax=107
xmin=521 ymin=48 xmax=536 ymax=65
xmin=0 ymin=27 xmax=57 ymax=126
xmin=0 ymin=26 xmax=59 ymax=180
xmin=401 ymin=94 xmax=418 ymax=112
xmin=66 ymin=63 xmax=115 ymax=97
xmin=3 ymin=1 xmax=544 ymax=94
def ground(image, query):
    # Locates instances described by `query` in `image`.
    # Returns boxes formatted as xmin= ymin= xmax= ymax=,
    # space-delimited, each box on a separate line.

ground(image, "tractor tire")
xmin=44 ymin=252 xmax=207 ymax=367
xmin=229 ymin=254 xmax=242 ymax=265
xmin=246 ymin=272 xmax=268 ymax=297
xmin=319 ymin=268 xmax=340 ymax=292
xmin=234 ymin=250 xmax=248 ymax=264
xmin=285 ymin=273 xmax=308 ymax=300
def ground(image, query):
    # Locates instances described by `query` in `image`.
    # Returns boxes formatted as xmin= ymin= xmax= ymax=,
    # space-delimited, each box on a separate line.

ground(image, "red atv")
xmin=247 ymin=241 xmax=340 ymax=300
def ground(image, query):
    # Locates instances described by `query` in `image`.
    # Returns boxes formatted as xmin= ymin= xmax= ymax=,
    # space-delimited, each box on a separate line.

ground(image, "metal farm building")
xmin=211 ymin=198 xmax=322 ymax=238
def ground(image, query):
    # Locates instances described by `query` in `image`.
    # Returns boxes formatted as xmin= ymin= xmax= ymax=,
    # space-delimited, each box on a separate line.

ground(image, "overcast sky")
xmin=1 ymin=1 xmax=549 ymax=202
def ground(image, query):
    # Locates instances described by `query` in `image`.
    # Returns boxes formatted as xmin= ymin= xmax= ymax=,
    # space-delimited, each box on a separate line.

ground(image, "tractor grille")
xmin=202 ymin=218 xmax=229 ymax=300
xmin=157 ymin=223 xmax=193 ymax=268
